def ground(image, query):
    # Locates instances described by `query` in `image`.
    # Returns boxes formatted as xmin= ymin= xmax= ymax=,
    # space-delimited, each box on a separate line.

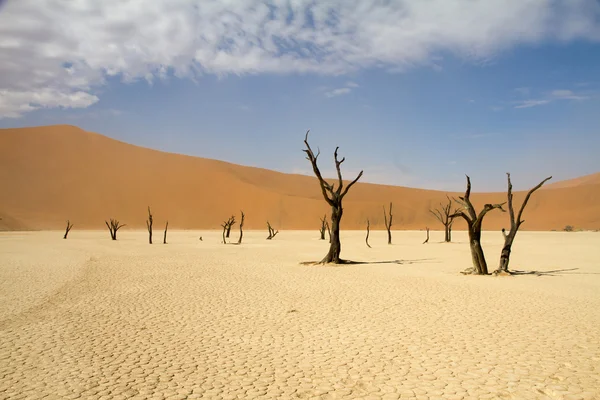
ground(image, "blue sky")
xmin=1 ymin=0 xmax=599 ymax=191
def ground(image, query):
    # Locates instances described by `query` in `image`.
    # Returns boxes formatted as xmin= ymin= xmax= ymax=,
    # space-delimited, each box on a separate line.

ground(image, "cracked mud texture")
xmin=1 ymin=230 xmax=599 ymax=400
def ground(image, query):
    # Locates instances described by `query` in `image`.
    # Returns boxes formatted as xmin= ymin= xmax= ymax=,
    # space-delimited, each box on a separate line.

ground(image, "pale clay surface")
xmin=0 ymin=230 xmax=599 ymax=400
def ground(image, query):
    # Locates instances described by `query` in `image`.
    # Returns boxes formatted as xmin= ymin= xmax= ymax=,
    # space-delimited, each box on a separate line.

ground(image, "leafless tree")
xmin=365 ymin=219 xmax=372 ymax=248
xmin=237 ymin=211 xmax=245 ymax=244
xmin=163 ymin=221 xmax=168 ymax=244
xmin=266 ymin=221 xmax=279 ymax=240
xmin=146 ymin=206 xmax=153 ymax=244
xmin=495 ymin=173 xmax=552 ymax=274
xmin=105 ymin=219 xmax=126 ymax=241
xmin=63 ymin=220 xmax=73 ymax=239
xmin=326 ymin=221 xmax=331 ymax=243
xmin=430 ymin=196 xmax=457 ymax=242
xmin=225 ymin=216 xmax=235 ymax=238
xmin=423 ymin=227 xmax=430 ymax=244
xmin=383 ymin=202 xmax=393 ymax=244
xmin=319 ymin=214 xmax=327 ymax=240
xmin=303 ymin=130 xmax=363 ymax=263
xmin=449 ymin=176 xmax=506 ymax=275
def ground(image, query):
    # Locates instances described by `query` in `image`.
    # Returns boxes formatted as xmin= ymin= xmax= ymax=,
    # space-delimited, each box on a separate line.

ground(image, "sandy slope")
xmin=0 ymin=230 xmax=599 ymax=399
xmin=1 ymin=125 xmax=599 ymax=231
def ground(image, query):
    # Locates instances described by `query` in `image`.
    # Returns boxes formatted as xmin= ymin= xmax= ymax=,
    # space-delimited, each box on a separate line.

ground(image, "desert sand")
xmin=1 ymin=125 xmax=600 ymax=232
xmin=1 ymin=230 xmax=599 ymax=399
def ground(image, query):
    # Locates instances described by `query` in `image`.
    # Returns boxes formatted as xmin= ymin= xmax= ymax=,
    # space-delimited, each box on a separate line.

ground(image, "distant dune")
xmin=1 ymin=125 xmax=599 ymax=231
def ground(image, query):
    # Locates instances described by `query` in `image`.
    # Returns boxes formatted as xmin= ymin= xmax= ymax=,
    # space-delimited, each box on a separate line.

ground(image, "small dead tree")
xmin=430 ymin=196 xmax=457 ymax=242
xmin=105 ymin=219 xmax=126 ymax=241
xmin=146 ymin=206 xmax=153 ymax=244
xmin=449 ymin=176 xmax=505 ymax=275
xmin=225 ymin=216 xmax=236 ymax=238
xmin=163 ymin=221 xmax=168 ymax=244
xmin=383 ymin=202 xmax=393 ymax=244
xmin=326 ymin=221 xmax=331 ymax=243
xmin=319 ymin=215 xmax=327 ymax=240
xmin=423 ymin=227 xmax=430 ymax=244
xmin=63 ymin=220 xmax=74 ymax=239
xmin=303 ymin=130 xmax=363 ymax=263
xmin=237 ymin=211 xmax=245 ymax=244
xmin=365 ymin=219 xmax=372 ymax=248
xmin=495 ymin=173 xmax=552 ymax=274
xmin=266 ymin=221 xmax=279 ymax=240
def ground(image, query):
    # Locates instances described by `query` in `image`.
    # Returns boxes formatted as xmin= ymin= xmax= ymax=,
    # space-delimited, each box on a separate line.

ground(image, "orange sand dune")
xmin=543 ymin=172 xmax=600 ymax=189
xmin=1 ymin=125 xmax=599 ymax=231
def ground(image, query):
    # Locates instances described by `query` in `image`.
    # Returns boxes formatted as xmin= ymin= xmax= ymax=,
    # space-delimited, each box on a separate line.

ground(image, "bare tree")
xmin=326 ymin=221 xmax=331 ymax=243
xmin=383 ymin=202 xmax=393 ymax=244
xmin=303 ymin=130 xmax=363 ymax=263
xmin=365 ymin=219 xmax=372 ymax=248
xmin=225 ymin=216 xmax=236 ymax=238
xmin=63 ymin=220 xmax=73 ymax=239
xmin=105 ymin=219 xmax=126 ymax=240
xmin=449 ymin=176 xmax=505 ymax=275
xmin=430 ymin=196 xmax=457 ymax=242
xmin=423 ymin=227 xmax=430 ymax=244
xmin=163 ymin=221 xmax=168 ymax=244
xmin=146 ymin=206 xmax=153 ymax=244
xmin=319 ymin=215 xmax=327 ymax=240
xmin=237 ymin=211 xmax=245 ymax=244
xmin=495 ymin=173 xmax=552 ymax=274
xmin=266 ymin=221 xmax=279 ymax=240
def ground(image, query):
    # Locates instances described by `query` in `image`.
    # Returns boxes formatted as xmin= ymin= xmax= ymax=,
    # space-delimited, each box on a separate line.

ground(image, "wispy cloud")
xmin=325 ymin=88 xmax=352 ymax=98
xmin=513 ymin=89 xmax=591 ymax=108
xmin=1 ymin=1 xmax=600 ymax=117
xmin=514 ymin=87 xmax=531 ymax=96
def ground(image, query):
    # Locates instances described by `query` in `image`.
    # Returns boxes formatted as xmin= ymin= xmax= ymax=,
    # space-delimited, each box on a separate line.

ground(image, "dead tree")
xmin=383 ymin=202 xmax=393 ymax=244
xmin=303 ymin=130 xmax=363 ymax=263
xmin=63 ymin=220 xmax=74 ymax=239
xmin=449 ymin=176 xmax=505 ymax=275
xmin=430 ymin=196 xmax=457 ymax=242
xmin=105 ymin=219 xmax=126 ymax=240
xmin=266 ymin=221 xmax=279 ymax=240
xmin=495 ymin=173 xmax=552 ymax=274
xmin=163 ymin=221 xmax=168 ymax=244
xmin=237 ymin=211 xmax=245 ymax=244
xmin=146 ymin=206 xmax=153 ymax=244
xmin=365 ymin=219 xmax=372 ymax=248
xmin=225 ymin=216 xmax=235 ymax=238
xmin=326 ymin=221 xmax=331 ymax=243
xmin=423 ymin=227 xmax=430 ymax=244
xmin=319 ymin=215 xmax=327 ymax=240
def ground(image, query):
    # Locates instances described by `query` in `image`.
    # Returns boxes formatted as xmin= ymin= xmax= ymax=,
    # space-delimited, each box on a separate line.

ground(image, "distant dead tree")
xmin=423 ymin=227 xmax=430 ymax=244
xmin=63 ymin=220 xmax=74 ymax=239
xmin=495 ymin=173 xmax=552 ymax=274
xmin=225 ymin=216 xmax=236 ymax=238
xmin=449 ymin=176 xmax=505 ymax=275
xmin=163 ymin=221 xmax=168 ymax=244
xmin=365 ymin=219 xmax=372 ymax=248
xmin=326 ymin=220 xmax=331 ymax=243
xmin=383 ymin=202 xmax=393 ymax=244
xmin=319 ymin=215 xmax=328 ymax=240
xmin=303 ymin=130 xmax=363 ymax=263
xmin=430 ymin=196 xmax=457 ymax=242
xmin=146 ymin=207 xmax=153 ymax=244
xmin=237 ymin=211 xmax=245 ymax=244
xmin=105 ymin=219 xmax=126 ymax=241
xmin=266 ymin=221 xmax=279 ymax=240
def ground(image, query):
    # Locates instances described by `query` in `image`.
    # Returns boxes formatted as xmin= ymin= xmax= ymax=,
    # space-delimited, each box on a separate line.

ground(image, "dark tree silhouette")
xmin=225 ymin=216 xmax=235 ymax=238
xmin=423 ymin=227 xmax=430 ymax=244
xmin=237 ymin=211 xmax=245 ymax=244
xmin=430 ymin=196 xmax=457 ymax=242
xmin=146 ymin=206 xmax=153 ymax=244
xmin=63 ymin=220 xmax=74 ymax=239
xmin=495 ymin=173 xmax=552 ymax=274
xmin=326 ymin=221 xmax=331 ymax=243
xmin=266 ymin=221 xmax=279 ymax=240
xmin=303 ymin=130 xmax=363 ymax=263
xmin=365 ymin=219 xmax=372 ymax=248
xmin=163 ymin=221 xmax=168 ymax=244
xmin=319 ymin=214 xmax=327 ymax=240
xmin=105 ymin=219 xmax=126 ymax=241
xmin=449 ymin=176 xmax=505 ymax=275
xmin=383 ymin=202 xmax=393 ymax=244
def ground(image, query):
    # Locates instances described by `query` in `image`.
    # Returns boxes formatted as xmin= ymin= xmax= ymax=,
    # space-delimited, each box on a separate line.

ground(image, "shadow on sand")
xmin=507 ymin=268 xmax=599 ymax=276
xmin=301 ymin=258 xmax=438 ymax=266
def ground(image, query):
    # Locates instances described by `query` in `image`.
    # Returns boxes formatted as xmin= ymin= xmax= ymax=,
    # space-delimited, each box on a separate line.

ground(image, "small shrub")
xmin=563 ymin=225 xmax=574 ymax=232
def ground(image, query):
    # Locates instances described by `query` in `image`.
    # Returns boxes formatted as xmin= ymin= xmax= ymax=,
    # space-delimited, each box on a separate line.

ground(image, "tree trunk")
xmin=498 ymin=231 xmax=515 ymax=273
xmin=321 ymin=206 xmax=342 ymax=263
xmin=444 ymin=224 xmax=451 ymax=242
xmin=468 ymin=230 xmax=488 ymax=275
xmin=365 ymin=219 xmax=371 ymax=248
xmin=163 ymin=221 xmax=168 ymax=244
xmin=448 ymin=226 xmax=452 ymax=242
xmin=423 ymin=227 xmax=429 ymax=244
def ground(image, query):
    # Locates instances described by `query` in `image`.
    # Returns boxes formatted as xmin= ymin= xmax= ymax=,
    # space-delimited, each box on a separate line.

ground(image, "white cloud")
xmin=346 ymin=81 xmax=359 ymax=88
xmin=550 ymin=89 xmax=589 ymax=100
xmin=325 ymin=87 xmax=352 ymax=98
xmin=1 ymin=0 xmax=599 ymax=117
xmin=513 ymin=88 xmax=592 ymax=108
xmin=514 ymin=99 xmax=551 ymax=109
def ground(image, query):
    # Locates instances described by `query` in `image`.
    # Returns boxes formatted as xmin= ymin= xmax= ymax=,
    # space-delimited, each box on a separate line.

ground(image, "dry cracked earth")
xmin=0 ymin=230 xmax=599 ymax=400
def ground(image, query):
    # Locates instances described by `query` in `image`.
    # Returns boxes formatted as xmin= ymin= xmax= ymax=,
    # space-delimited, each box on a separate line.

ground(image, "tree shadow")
xmin=301 ymin=258 xmax=437 ymax=266
xmin=508 ymin=268 xmax=584 ymax=276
